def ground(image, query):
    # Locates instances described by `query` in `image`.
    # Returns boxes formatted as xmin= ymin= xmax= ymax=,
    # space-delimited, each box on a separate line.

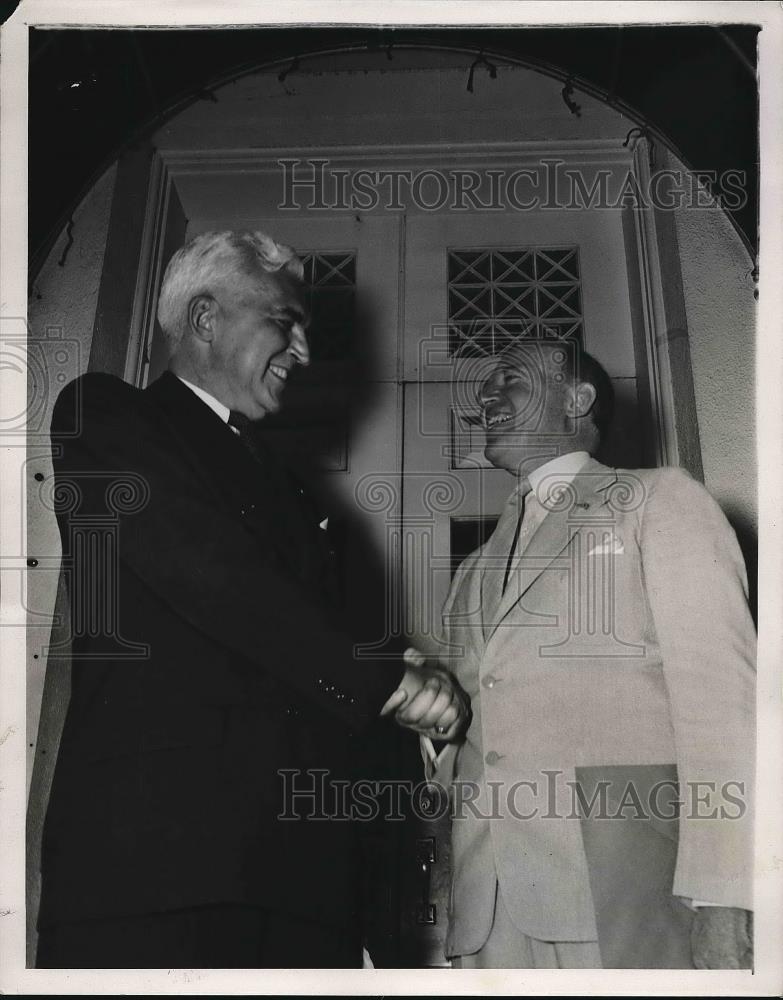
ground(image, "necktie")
xmin=228 ymin=411 xmax=247 ymax=433
xmin=228 ymin=411 xmax=339 ymax=604
xmin=229 ymin=411 xmax=304 ymax=508
xmin=502 ymin=491 xmax=528 ymax=593
xmin=228 ymin=410 xmax=263 ymax=460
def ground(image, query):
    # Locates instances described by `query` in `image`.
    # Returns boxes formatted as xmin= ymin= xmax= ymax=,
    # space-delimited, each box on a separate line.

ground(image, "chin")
xmin=483 ymin=440 xmax=505 ymax=470
xmin=264 ymin=394 xmax=283 ymax=415
xmin=250 ymin=387 xmax=280 ymax=419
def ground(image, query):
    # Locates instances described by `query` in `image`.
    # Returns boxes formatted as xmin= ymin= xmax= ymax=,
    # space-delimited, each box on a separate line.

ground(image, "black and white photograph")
xmin=1 ymin=0 xmax=781 ymax=993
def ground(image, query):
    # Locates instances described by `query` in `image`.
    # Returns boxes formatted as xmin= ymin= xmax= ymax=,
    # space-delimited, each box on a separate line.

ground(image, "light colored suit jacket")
xmin=435 ymin=458 xmax=755 ymax=957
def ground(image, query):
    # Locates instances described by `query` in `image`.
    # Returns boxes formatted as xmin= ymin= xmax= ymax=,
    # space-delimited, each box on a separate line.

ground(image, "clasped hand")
xmin=379 ymin=647 xmax=469 ymax=741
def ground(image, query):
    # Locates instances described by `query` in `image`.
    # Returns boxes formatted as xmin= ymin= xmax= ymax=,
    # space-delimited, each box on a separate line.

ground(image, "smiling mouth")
xmin=485 ymin=411 xmax=514 ymax=428
xmin=269 ymin=364 xmax=289 ymax=382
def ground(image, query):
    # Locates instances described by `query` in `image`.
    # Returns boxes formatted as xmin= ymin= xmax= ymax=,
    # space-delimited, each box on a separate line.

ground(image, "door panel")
xmin=404 ymin=210 xmax=637 ymax=382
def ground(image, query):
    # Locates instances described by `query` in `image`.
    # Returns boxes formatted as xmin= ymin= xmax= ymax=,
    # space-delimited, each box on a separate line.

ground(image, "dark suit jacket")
xmin=38 ymin=371 xmax=401 ymax=932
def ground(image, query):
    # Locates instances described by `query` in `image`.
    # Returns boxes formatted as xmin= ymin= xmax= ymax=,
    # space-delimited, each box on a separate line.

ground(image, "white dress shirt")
xmin=175 ymin=375 xmax=233 ymax=427
xmin=508 ymin=450 xmax=591 ymax=568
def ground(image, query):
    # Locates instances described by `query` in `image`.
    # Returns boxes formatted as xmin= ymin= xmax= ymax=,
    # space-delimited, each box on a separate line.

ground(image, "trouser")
xmin=36 ymin=903 xmax=361 ymax=969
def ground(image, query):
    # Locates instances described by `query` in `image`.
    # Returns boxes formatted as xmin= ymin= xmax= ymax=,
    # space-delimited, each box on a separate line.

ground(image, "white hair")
xmin=156 ymin=230 xmax=305 ymax=349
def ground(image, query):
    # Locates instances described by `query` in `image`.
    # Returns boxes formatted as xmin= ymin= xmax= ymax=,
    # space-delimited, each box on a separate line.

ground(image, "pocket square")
xmin=587 ymin=538 xmax=624 ymax=556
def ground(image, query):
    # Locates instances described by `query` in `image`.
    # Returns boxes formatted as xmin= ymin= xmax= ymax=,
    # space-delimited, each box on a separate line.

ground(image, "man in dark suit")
xmin=37 ymin=230 xmax=466 ymax=968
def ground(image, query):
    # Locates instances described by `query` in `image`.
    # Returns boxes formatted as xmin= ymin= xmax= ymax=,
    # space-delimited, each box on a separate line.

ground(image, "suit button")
xmin=482 ymin=674 xmax=499 ymax=689
xmin=485 ymin=751 xmax=504 ymax=766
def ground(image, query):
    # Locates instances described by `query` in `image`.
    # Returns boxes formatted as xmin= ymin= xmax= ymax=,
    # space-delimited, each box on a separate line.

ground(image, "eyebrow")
xmin=270 ymin=305 xmax=308 ymax=325
xmin=497 ymin=363 xmax=530 ymax=375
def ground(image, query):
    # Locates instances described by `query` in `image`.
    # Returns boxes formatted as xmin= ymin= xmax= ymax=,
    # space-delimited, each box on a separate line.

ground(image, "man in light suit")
xmin=429 ymin=339 xmax=755 ymax=968
xmin=37 ymin=230 xmax=465 ymax=968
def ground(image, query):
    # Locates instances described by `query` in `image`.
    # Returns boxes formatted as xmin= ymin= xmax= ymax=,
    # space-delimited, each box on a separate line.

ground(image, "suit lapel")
xmin=443 ymin=546 xmax=488 ymax=667
xmin=487 ymin=458 xmax=617 ymax=640
xmin=144 ymin=373 xmax=290 ymax=551
xmin=145 ymin=372 xmax=334 ymax=600
xmin=145 ymin=371 xmax=260 ymax=501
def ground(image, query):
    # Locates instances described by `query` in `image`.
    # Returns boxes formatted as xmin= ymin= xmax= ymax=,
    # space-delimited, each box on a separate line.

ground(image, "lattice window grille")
xmin=298 ymin=251 xmax=357 ymax=362
xmin=447 ymin=247 xmax=583 ymax=357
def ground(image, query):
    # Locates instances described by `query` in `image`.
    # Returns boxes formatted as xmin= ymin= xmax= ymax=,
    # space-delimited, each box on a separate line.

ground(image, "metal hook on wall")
xmin=278 ymin=55 xmax=300 ymax=93
xmin=466 ymin=53 xmax=497 ymax=94
xmin=57 ymin=219 xmax=75 ymax=268
xmin=561 ymin=76 xmax=582 ymax=118
xmin=623 ymin=126 xmax=657 ymax=172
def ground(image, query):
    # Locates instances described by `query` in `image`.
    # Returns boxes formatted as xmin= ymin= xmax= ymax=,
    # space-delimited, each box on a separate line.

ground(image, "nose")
xmin=288 ymin=324 xmax=310 ymax=367
xmin=478 ymin=370 xmax=502 ymax=407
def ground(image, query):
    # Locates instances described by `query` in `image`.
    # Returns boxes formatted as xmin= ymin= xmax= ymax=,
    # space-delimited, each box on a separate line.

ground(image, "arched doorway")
xmin=26 ymin=42 xmax=756 ymax=966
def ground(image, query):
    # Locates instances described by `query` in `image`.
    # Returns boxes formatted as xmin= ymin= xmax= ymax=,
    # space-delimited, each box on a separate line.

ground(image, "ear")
xmin=566 ymin=380 xmax=598 ymax=420
xmin=188 ymin=295 xmax=216 ymax=342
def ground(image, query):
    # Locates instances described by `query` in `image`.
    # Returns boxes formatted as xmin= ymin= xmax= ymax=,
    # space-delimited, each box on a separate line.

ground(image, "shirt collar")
xmin=175 ymin=375 xmax=231 ymax=425
xmin=527 ymin=451 xmax=591 ymax=497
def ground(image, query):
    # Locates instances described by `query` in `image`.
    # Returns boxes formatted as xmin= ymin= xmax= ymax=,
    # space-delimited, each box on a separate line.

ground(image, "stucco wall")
xmin=155 ymin=58 xmax=631 ymax=151
xmin=673 ymin=196 xmax=757 ymax=615
xmin=675 ymin=199 xmax=757 ymax=547
xmin=26 ymin=163 xmax=117 ymax=787
xmin=675 ymin=202 xmax=756 ymax=520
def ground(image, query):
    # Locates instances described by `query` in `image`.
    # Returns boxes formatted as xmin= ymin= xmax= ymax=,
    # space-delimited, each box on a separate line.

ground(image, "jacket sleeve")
xmin=421 ymin=551 xmax=481 ymax=786
xmin=51 ymin=374 xmax=403 ymax=731
xmin=640 ymin=466 xmax=756 ymax=909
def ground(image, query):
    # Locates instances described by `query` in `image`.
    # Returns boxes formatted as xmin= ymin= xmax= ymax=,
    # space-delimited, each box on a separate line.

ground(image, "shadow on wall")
xmin=596 ymin=380 xmax=644 ymax=471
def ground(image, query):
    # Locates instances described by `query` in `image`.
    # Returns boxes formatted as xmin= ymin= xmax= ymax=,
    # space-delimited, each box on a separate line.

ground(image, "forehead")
xmin=491 ymin=341 xmax=571 ymax=378
xmin=237 ymin=268 xmax=308 ymax=322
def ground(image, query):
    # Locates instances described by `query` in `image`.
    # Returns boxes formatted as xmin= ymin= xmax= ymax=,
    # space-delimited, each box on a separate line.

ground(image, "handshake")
xmin=379 ymin=647 xmax=470 ymax=742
